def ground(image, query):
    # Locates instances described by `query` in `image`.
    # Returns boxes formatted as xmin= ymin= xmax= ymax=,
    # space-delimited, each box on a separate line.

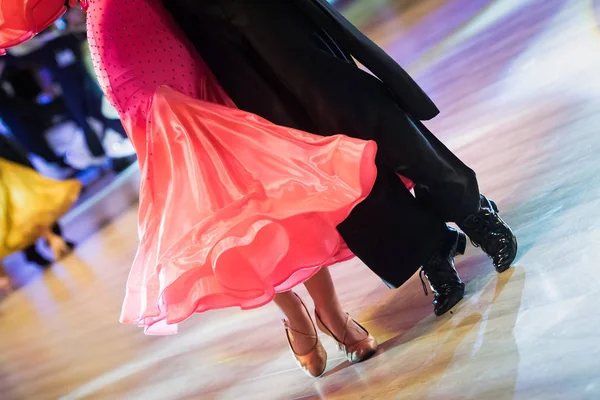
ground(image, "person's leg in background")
xmin=36 ymin=34 xmax=108 ymax=163
xmin=0 ymin=135 xmax=52 ymax=266
xmin=80 ymin=77 xmax=138 ymax=170
xmin=0 ymin=135 xmax=76 ymax=267
xmin=50 ymin=223 xmax=75 ymax=254
xmin=58 ymin=83 xmax=107 ymax=160
xmin=22 ymin=245 xmax=52 ymax=268
xmin=82 ymin=78 xmax=127 ymax=137
xmin=42 ymin=226 xmax=73 ymax=261
xmin=0 ymin=108 xmax=71 ymax=168
xmin=2 ymin=59 xmax=87 ymax=169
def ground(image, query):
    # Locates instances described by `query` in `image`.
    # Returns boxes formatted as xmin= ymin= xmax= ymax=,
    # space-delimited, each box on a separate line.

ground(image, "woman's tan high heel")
xmin=283 ymin=296 xmax=327 ymax=378
xmin=315 ymin=311 xmax=378 ymax=364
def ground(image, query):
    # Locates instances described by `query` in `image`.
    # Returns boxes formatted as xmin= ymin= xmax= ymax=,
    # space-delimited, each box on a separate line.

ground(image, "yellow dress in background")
xmin=0 ymin=159 xmax=81 ymax=259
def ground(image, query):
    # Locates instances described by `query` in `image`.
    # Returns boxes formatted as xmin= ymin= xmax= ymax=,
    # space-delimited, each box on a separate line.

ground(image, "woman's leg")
xmin=51 ymin=224 xmax=75 ymax=250
xmin=42 ymin=229 xmax=70 ymax=261
xmin=273 ymin=291 xmax=318 ymax=355
xmin=0 ymin=262 xmax=11 ymax=289
xmin=303 ymin=268 xmax=368 ymax=345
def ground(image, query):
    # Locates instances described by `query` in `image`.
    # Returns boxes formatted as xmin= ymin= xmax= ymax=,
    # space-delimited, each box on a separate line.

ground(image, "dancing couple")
xmin=0 ymin=0 xmax=517 ymax=377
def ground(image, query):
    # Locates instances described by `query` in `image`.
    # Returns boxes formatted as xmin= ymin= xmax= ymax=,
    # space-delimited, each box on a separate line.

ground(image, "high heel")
xmin=25 ymin=249 xmax=52 ymax=268
xmin=315 ymin=312 xmax=378 ymax=364
xmin=456 ymin=231 xmax=467 ymax=255
xmin=283 ymin=296 xmax=327 ymax=378
xmin=420 ymin=226 xmax=466 ymax=316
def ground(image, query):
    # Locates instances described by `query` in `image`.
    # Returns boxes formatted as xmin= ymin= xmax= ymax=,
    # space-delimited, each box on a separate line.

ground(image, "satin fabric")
xmin=0 ymin=158 xmax=81 ymax=258
xmin=80 ymin=0 xmax=378 ymax=334
xmin=129 ymin=87 xmax=376 ymax=334
xmin=0 ymin=0 xmax=68 ymax=54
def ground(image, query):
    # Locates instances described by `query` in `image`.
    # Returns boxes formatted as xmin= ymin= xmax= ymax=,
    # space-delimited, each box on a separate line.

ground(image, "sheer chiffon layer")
xmin=120 ymin=87 xmax=377 ymax=334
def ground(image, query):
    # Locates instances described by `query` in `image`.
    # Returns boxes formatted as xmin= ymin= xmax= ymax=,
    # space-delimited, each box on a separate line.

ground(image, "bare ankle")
xmin=275 ymin=293 xmax=315 ymax=335
xmin=316 ymin=305 xmax=346 ymax=327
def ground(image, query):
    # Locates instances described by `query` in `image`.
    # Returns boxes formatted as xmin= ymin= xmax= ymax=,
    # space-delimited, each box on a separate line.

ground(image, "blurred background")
xmin=1 ymin=0 xmax=599 ymax=399
xmin=0 ymin=6 xmax=138 ymax=289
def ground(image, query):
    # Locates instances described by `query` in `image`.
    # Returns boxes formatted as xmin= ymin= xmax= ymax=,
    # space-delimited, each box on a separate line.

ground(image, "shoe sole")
xmin=434 ymin=288 xmax=465 ymax=316
xmin=434 ymin=230 xmax=467 ymax=316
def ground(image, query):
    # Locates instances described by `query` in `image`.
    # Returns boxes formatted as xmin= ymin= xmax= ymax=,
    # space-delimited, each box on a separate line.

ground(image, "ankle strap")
xmin=283 ymin=319 xmax=317 ymax=339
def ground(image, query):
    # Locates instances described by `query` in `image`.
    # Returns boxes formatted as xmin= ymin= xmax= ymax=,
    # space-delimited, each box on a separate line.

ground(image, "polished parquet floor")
xmin=1 ymin=0 xmax=600 ymax=398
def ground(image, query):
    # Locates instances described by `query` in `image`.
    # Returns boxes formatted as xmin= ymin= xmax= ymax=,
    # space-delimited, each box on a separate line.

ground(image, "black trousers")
xmin=0 ymin=134 xmax=35 ymax=167
xmin=54 ymin=63 xmax=127 ymax=157
xmin=0 ymin=98 xmax=67 ymax=165
xmin=163 ymin=0 xmax=480 ymax=286
xmin=41 ymin=34 xmax=127 ymax=157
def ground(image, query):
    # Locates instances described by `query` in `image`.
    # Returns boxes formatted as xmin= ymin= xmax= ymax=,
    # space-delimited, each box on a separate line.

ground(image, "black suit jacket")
xmin=293 ymin=0 xmax=440 ymax=121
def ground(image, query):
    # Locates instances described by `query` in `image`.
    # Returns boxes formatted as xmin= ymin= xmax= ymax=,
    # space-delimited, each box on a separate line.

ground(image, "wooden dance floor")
xmin=2 ymin=0 xmax=600 ymax=398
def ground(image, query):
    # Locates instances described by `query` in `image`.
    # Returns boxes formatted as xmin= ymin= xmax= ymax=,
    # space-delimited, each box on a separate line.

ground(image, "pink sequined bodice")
xmin=85 ymin=0 xmax=226 ymax=121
